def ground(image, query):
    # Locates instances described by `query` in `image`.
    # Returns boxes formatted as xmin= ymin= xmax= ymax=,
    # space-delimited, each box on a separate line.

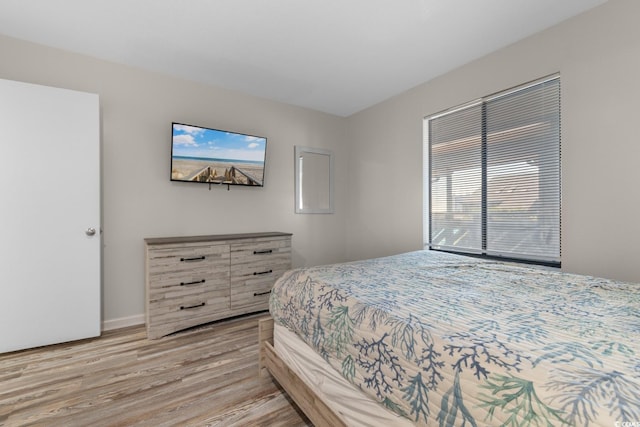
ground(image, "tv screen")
xmin=171 ymin=122 xmax=267 ymax=187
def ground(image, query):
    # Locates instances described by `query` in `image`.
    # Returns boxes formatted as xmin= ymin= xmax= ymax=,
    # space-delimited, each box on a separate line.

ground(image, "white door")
xmin=0 ymin=79 xmax=100 ymax=353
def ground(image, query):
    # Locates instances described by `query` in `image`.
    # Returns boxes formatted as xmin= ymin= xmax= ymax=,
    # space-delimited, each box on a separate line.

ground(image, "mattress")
xmin=274 ymin=322 xmax=414 ymax=426
xmin=269 ymin=250 xmax=640 ymax=426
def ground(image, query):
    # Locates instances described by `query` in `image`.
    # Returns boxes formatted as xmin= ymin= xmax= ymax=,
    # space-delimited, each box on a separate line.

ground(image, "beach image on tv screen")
xmin=171 ymin=123 xmax=266 ymax=186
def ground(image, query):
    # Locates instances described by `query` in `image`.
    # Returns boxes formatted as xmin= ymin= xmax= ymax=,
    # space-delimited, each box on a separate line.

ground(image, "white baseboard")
xmin=102 ymin=314 xmax=145 ymax=331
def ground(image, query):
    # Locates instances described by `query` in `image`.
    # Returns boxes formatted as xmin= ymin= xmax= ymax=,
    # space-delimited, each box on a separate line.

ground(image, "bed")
xmin=259 ymin=250 xmax=640 ymax=426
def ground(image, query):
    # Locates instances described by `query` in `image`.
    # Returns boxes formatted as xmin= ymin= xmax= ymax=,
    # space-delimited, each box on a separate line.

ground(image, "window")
xmin=423 ymin=75 xmax=560 ymax=265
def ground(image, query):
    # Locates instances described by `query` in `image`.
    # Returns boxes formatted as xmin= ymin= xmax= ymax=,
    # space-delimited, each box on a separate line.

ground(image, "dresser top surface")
xmin=144 ymin=231 xmax=292 ymax=246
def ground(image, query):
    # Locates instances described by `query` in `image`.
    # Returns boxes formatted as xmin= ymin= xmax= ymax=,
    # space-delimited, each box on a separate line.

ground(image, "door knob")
xmin=85 ymin=227 xmax=96 ymax=236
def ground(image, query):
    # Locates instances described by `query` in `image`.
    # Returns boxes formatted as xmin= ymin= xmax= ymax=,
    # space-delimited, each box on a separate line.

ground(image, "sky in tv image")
xmin=172 ymin=124 xmax=266 ymax=163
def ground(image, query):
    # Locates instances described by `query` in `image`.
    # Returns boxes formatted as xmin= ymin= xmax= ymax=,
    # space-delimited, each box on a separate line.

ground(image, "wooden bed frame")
xmin=258 ymin=317 xmax=347 ymax=427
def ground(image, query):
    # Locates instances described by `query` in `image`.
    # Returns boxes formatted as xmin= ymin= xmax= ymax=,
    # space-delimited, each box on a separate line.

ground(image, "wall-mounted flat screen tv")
xmin=171 ymin=122 xmax=267 ymax=187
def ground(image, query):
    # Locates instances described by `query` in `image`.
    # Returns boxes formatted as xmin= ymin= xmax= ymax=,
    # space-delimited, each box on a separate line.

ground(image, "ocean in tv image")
xmin=171 ymin=123 xmax=266 ymax=186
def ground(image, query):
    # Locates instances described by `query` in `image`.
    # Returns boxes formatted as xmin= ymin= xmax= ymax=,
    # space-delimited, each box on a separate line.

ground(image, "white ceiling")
xmin=0 ymin=0 xmax=607 ymax=116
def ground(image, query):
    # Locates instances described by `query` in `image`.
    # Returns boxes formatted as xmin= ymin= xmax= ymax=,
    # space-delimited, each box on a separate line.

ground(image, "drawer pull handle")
xmin=253 ymin=249 xmax=273 ymax=255
xmin=180 ymin=256 xmax=206 ymax=262
xmin=253 ymin=269 xmax=273 ymax=276
xmin=254 ymin=290 xmax=272 ymax=297
xmin=180 ymin=279 xmax=206 ymax=286
xmin=180 ymin=302 xmax=205 ymax=310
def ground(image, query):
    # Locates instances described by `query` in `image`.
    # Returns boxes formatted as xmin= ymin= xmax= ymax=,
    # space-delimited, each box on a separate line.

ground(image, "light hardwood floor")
xmin=0 ymin=313 xmax=310 ymax=427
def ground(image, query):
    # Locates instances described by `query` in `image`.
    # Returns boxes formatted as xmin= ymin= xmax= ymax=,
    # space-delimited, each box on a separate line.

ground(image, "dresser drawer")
xmin=230 ymin=238 xmax=291 ymax=267
xmin=148 ymin=244 xmax=230 ymax=276
xmin=147 ymin=288 xmax=230 ymax=331
xmin=148 ymin=270 xmax=230 ymax=303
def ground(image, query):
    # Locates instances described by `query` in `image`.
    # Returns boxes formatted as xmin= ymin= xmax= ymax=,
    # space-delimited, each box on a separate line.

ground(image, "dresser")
xmin=145 ymin=232 xmax=292 ymax=339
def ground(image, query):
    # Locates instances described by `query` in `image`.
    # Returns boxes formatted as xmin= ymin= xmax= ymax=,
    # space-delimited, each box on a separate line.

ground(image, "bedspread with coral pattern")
xmin=269 ymin=250 xmax=640 ymax=426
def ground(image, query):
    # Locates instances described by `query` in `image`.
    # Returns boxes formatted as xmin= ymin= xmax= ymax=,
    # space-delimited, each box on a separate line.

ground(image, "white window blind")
xmin=425 ymin=76 xmax=561 ymax=264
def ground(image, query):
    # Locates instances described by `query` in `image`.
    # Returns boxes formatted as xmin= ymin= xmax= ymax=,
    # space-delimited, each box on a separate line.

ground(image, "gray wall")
xmin=346 ymin=0 xmax=640 ymax=283
xmin=0 ymin=35 xmax=348 ymax=326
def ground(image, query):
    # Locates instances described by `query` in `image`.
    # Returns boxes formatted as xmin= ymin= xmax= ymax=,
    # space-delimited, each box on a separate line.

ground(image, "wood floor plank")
xmin=0 ymin=313 xmax=310 ymax=427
